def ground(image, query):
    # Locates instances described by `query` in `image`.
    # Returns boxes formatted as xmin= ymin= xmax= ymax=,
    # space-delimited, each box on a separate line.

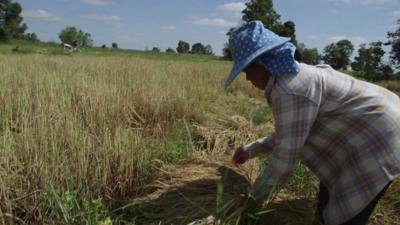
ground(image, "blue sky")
xmin=19 ymin=0 xmax=400 ymax=56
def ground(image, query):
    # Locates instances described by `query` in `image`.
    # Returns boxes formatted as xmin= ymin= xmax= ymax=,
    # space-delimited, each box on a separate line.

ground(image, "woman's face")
xmin=244 ymin=63 xmax=270 ymax=90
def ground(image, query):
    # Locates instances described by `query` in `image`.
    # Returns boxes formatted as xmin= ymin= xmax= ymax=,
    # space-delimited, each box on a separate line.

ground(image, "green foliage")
xmin=223 ymin=43 xmax=233 ymax=60
xmin=112 ymin=42 xmax=118 ymax=48
xmin=286 ymin=162 xmax=318 ymax=198
xmin=241 ymin=0 xmax=297 ymax=45
xmin=242 ymin=0 xmax=281 ymax=30
xmin=191 ymin=42 xmax=206 ymax=54
xmin=215 ymin=181 xmax=274 ymax=225
xmin=0 ymin=0 xmax=27 ymax=42
xmin=387 ymin=19 xmax=400 ymax=69
xmin=205 ymin=44 xmax=213 ymax=55
xmin=152 ymin=46 xmax=160 ymax=53
xmin=274 ymin=21 xmax=298 ymax=46
xmin=351 ymin=42 xmax=392 ymax=81
xmin=251 ymin=106 xmax=272 ymax=125
xmin=177 ymin=40 xmax=190 ymax=54
xmin=22 ymin=32 xmax=39 ymax=42
xmin=0 ymin=40 xmax=223 ymax=62
xmin=298 ymin=43 xmax=320 ymax=65
xmin=59 ymin=26 xmax=93 ymax=47
xmin=46 ymin=181 xmax=112 ymax=225
xmin=165 ymin=121 xmax=195 ymax=162
xmin=186 ymin=42 xmax=213 ymax=55
xmin=322 ymin=39 xmax=354 ymax=70
xmin=165 ymin=139 xmax=194 ymax=162
xmin=165 ymin=47 xmax=175 ymax=53
xmin=10 ymin=45 xmax=33 ymax=54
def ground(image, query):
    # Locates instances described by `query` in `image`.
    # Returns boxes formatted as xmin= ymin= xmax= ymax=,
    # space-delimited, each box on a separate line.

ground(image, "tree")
xmin=176 ymin=40 xmax=190 ymax=54
xmin=205 ymin=44 xmax=213 ymax=55
xmin=59 ymin=26 xmax=93 ymax=47
xmin=322 ymin=39 xmax=354 ymax=70
xmin=191 ymin=42 xmax=206 ymax=54
xmin=101 ymin=44 xmax=106 ymax=49
xmin=241 ymin=0 xmax=298 ymax=45
xmin=152 ymin=47 xmax=160 ymax=53
xmin=23 ymin=32 xmax=39 ymax=42
xmin=302 ymin=48 xmax=320 ymax=65
xmin=242 ymin=0 xmax=281 ymax=30
xmin=351 ymin=42 xmax=391 ymax=81
xmin=166 ymin=47 xmax=175 ymax=53
xmin=274 ymin=21 xmax=297 ymax=46
xmin=112 ymin=42 xmax=118 ymax=48
xmin=0 ymin=0 xmax=27 ymax=42
xmin=381 ymin=65 xmax=394 ymax=80
xmin=222 ymin=43 xmax=233 ymax=60
xmin=386 ymin=19 xmax=400 ymax=69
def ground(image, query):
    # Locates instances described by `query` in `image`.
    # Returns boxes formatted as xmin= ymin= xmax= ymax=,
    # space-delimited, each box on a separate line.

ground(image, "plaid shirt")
xmin=244 ymin=63 xmax=400 ymax=225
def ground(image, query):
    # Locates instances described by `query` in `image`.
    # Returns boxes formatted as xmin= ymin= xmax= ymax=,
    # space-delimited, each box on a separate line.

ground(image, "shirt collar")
xmin=264 ymin=75 xmax=275 ymax=106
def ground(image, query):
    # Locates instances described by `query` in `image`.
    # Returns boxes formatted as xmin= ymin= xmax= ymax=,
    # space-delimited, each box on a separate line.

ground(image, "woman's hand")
xmin=232 ymin=146 xmax=250 ymax=165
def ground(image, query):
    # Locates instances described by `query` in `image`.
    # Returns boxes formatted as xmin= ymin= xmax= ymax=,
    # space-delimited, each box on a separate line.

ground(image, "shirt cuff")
xmin=243 ymin=134 xmax=275 ymax=158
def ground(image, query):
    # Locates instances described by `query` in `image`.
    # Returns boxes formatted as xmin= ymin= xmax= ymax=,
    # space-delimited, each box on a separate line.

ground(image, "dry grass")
xmin=0 ymin=54 xmax=266 ymax=224
xmin=119 ymin=156 xmax=316 ymax=225
xmin=378 ymin=80 xmax=400 ymax=96
xmin=0 ymin=54 xmax=398 ymax=225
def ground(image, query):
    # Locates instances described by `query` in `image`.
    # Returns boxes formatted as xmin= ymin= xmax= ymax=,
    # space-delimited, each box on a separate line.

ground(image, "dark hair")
xmin=294 ymin=49 xmax=303 ymax=62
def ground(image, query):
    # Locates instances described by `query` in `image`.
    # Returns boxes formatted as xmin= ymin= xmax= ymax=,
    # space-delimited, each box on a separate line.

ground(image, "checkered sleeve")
xmin=243 ymin=134 xmax=275 ymax=158
xmin=250 ymin=94 xmax=319 ymax=202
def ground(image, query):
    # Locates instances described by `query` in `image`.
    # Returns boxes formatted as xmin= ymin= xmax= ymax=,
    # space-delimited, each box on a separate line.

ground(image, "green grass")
xmin=0 ymin=39 xmax=229 ymax=64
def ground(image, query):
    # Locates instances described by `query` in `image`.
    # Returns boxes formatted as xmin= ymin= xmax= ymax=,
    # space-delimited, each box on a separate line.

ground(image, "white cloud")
xmin=161 ymin=25 xmax=176 ymax=30
xmin=218 ymin=2 xmax=246 ymax=12
xmin=218 ymin=2 xmax=246 ymax=18
xmin=22 ymin=10 xmax=60 ymax=21
xmin=82 ymin=14 xmax=122 ymax=22
xmin=188 ymin=18 xmax=237 ymax=27
xmin=82 ymin=0 xmax=116 ymax=6
xmin=327 ymin=35 xmax=368 ymax=47
xmin=393 ymin=10 xmax=400 ymax=18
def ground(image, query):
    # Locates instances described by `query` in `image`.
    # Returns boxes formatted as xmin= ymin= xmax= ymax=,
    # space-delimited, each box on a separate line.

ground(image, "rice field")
xmin=0 ymin=51 xmax=399 ymax=225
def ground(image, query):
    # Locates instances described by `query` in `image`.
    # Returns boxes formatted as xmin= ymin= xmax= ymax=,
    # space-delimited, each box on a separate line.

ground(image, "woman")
xmin=228 ymin=21 xmax=400 ymax=225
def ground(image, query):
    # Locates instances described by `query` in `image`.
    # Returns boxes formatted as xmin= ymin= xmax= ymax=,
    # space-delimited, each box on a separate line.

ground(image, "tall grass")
xmin=0 ymin=54 xmax=264 ymax=224
xmin=2 ymin=53 xmax=398 ymax=224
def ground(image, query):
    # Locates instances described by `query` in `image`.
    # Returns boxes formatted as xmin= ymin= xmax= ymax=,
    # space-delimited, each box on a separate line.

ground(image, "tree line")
xmin=223 ymin=0 xmax=400 ymax=81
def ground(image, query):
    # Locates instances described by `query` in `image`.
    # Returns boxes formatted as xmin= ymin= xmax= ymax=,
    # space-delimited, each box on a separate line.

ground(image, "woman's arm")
xmin=243 ymin=133 xmax=276 ymax=158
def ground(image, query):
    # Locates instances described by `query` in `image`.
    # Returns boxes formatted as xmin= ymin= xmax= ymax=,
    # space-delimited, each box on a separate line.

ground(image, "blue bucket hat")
xmin=225 ymin=20 xmax=299 ymax=87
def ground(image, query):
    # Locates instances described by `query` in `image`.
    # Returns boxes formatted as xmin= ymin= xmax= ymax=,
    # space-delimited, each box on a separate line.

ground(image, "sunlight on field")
xmin=0 ymin=54 xmax=399 ymax=224
xmin=0 ymin=54 xmax=272 ymax=224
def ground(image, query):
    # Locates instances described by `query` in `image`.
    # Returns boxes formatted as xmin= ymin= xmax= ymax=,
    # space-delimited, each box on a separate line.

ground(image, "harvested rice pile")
xmin=117 ymin=115 xmax=399 ymax=225
xmin=120 ymin=116 xmax=316 ymax=225
xmin=128 ymin=156 xmax=316 ymax=225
